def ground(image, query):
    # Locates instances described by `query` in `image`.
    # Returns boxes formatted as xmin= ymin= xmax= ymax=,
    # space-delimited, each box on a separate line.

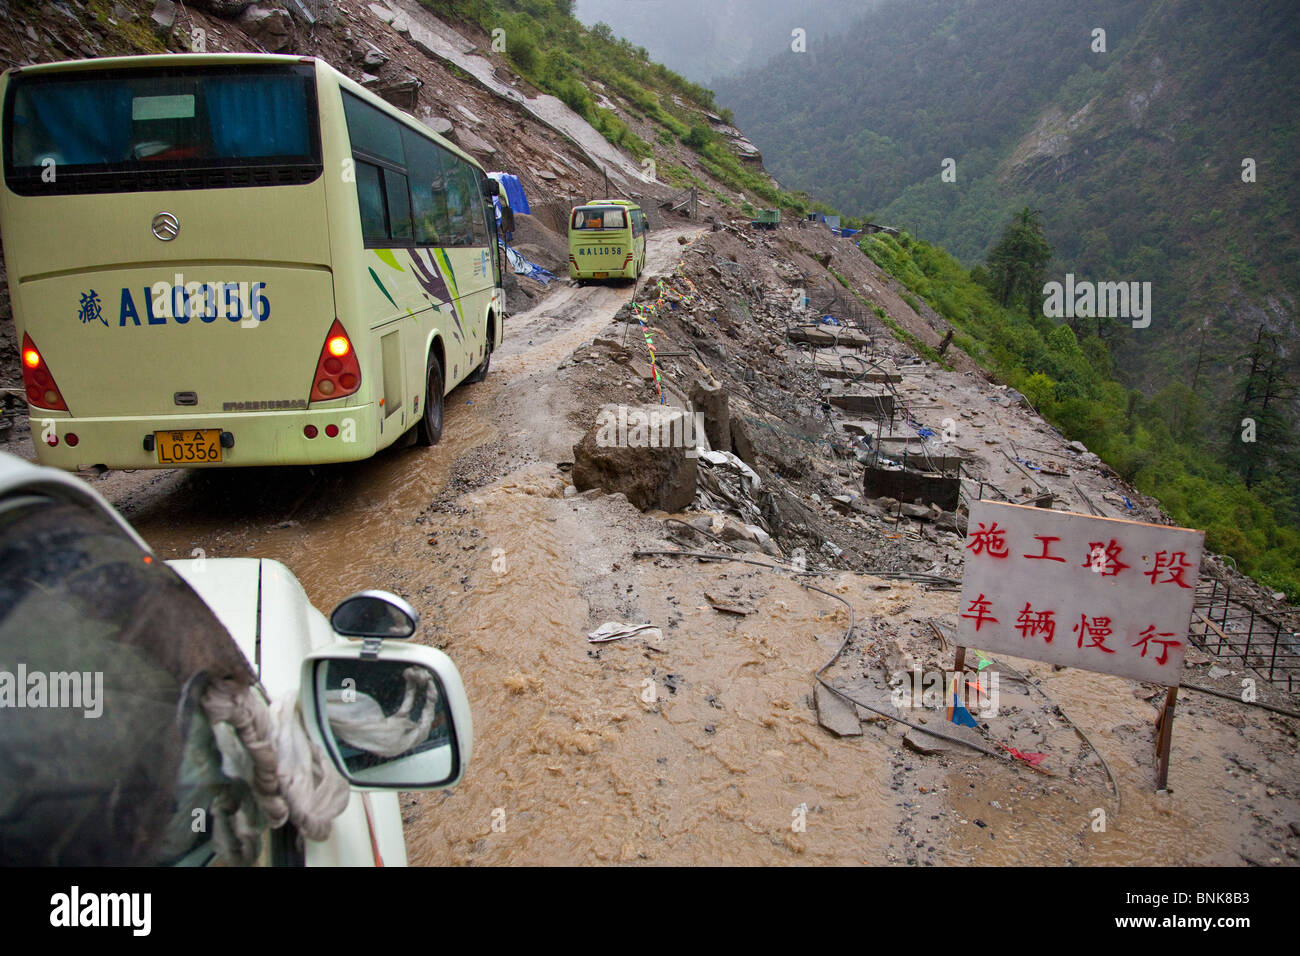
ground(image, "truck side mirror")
xmin=330 ymin=590 xmax=418 ymax=639
xmin=299 ymin=643 xmax=473 ymax=790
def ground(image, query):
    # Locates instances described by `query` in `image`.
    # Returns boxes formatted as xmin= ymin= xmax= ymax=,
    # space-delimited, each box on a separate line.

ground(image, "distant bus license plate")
xmin=156 ymin=429 xmax=222 ymax=464
xmin=593 ymin=272 xmax=608 ymax=278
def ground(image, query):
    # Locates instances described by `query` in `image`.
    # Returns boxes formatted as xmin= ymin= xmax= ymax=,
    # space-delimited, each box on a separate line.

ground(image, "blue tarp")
xmin=488 ymin=171 xmax=530 ymax=215
xmin=501 ymin=238 xmax=555 ymax=285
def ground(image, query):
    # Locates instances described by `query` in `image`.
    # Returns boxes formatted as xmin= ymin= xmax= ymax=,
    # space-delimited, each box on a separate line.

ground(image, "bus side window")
xmin=402 ymin=127 xmax=446 ymax=246
xmin=385 ymin=169 xmax=413 ymax=241
xmin=355 ymin=160 xmax=388 ymax=242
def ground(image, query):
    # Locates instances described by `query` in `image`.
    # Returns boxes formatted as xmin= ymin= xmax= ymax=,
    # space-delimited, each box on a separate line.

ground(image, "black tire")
xmin=416 ymin=350 xmax=444 ymax=446
xmin=466 ymin=330 xmax=492 ymax=384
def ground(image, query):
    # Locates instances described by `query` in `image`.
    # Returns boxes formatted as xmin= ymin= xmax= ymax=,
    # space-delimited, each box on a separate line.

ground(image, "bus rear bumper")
xmin=26 ymin=405 xmax=385 ymax=471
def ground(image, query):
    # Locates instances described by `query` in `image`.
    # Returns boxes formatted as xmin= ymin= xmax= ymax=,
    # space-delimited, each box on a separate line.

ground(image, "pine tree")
xmin=1232 ymin=324 xmax=1296 ymax=489
xmin=985 ymin=207 xmax=1052 ymax=320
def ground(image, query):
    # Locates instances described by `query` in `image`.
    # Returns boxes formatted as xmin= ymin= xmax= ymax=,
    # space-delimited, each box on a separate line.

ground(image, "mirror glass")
xmin=329 ymin=592 xmax=417 ymax=638
xmin=315 ymin=659 xmax=458 ymax=788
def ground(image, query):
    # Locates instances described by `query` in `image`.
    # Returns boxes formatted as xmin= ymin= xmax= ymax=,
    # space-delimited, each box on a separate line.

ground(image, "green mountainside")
xmin=714 ymin=0 xmax=1300 ymax=393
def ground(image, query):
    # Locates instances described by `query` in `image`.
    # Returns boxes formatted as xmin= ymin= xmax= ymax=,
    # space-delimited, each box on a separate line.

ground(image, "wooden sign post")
xmin=956 ymin=501 xmax=1204 ymax=791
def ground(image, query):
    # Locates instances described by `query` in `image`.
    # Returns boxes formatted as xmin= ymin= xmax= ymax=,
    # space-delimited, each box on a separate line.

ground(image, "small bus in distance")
xmin=567 ymin=198 xmax=647 ymax=284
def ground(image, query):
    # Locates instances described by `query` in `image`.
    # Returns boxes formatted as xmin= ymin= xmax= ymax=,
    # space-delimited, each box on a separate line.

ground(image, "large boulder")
xmin=238 ymin=4 xmax=294 ymax=50
xmin=150 ymin=0 xmax=177 ymax=36
xmin=572 ymin=404 xmax=698 ymax=512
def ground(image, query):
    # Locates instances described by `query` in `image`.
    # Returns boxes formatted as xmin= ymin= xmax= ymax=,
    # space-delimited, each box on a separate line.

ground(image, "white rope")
xmin=201 ymin=676 xmax=350 ymax=863
xmin=325 ymin=667 xmax=438 ymax=758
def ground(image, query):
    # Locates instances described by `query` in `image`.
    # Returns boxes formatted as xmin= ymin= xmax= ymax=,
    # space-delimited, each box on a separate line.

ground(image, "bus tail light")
xmin=310 ymin=320 xmax=361 ymax=403
xmin=20 ymin=333 xmax=69 ymax=411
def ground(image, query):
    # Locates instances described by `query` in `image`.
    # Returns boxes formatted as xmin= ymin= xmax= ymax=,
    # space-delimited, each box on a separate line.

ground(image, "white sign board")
xmin=957 ymin=501 xmax=1204 ymax=686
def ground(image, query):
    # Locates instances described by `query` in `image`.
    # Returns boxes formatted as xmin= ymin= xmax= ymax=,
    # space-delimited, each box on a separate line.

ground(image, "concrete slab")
xmin=815 ymin=683 xmax=862 ymax=737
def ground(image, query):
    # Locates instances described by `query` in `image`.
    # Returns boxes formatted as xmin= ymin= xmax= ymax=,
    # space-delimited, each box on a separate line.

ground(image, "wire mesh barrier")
xmin=1193 ymin=578 xmax=1299 ymax=693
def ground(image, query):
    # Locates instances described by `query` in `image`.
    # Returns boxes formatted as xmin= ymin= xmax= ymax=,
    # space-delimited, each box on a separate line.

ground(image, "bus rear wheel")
xmin=417 ymin=351 xmax=444 ymax=446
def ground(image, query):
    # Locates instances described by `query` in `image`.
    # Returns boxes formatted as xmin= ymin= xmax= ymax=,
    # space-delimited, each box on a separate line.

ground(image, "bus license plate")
xmin=593 ymin=272 xmax=608 ymax=279
xmin=156 ymin=429 xmax=223 ymax=464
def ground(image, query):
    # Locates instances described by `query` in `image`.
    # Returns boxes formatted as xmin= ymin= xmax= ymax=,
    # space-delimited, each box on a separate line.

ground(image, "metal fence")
xmin=1192 ymin=577 xmax=1299 ymax=693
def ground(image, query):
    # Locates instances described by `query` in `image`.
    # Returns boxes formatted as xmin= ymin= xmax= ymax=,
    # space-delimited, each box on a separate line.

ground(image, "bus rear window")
xmin=3 ymin=64 xmax=322 ymax=195
xmin=572 ymin=207 xmax=627 ymax=230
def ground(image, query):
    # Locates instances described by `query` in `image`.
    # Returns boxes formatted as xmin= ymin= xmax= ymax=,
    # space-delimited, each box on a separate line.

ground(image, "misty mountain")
xmin=712 ymin=0 xmax=1300 ymax=402
xmin=573 ymin=0 xmax=870 ymax=83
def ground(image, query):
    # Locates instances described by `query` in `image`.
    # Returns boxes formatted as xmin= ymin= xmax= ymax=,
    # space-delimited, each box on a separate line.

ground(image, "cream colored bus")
xmin=567 ymin=198 xmax=647 ymax=284
xmin=0 ymin=53 xmax=503 ymax=469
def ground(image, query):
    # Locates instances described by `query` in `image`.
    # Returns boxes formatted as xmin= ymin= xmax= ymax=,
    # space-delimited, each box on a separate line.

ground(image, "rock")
xmin=718 ymin=519 xmax=756 ymax=544
xmin=362 ymin=46 xmax=388 ymax=69
xmin=191 ymin=0 xmax=255 ymax=16
xmin=375 ymin=74 xmax=422 ymax=110
xmin=747 ymin=525 xmax=779 ymax=556
xmin=111 ymin=2 xmax=140 ymax=21
xmin=1069 ymin=441 xmax=1088 ymax=454
xmin=419 ymin=114 xmax=454 ymax=136
xmin=815 ymin=683 xmax=862 ymax=737
xmin=150 ymin=0 xmax=177 ymax=35
xmin=903 ymin=729 xmax=959 ymax=755
xmin=572 ymin=405 xmax=698 ymax=512
xmin=689 ymin=379 xmax=730 ymax=455
xmin=730 ymin=415 xmax=757 ymax=468
xmin=628 ymin=359 xmax=655 ymax=380
xmin=454 ymin=127 xmax=496 ymax=155
xmin=238 ymin=3 xmax=294 ymax=51
xmin=901 ymin=503 xmax=932 ymax=519
xmin=936 ymin=510 xmax=967 ymax=535
xmin=903 ymin=724 xmax=984 ymax=754
xmin=284 ymin=0 xmax=339 ymax=25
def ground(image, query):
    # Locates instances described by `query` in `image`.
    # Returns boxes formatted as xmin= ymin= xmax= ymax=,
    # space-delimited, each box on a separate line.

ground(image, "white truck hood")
xmin=167 ymin=557 xmax=337 ymax=699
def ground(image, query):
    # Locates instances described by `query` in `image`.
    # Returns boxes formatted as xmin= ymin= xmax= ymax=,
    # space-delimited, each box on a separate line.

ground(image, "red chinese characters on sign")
xmin=961 ymin=593 xmax=999 ymax=631
xmin=1132 ymin=625 xmax=1181 ymax=665
xmin=958 ymin=501 xmax=1203 ymax=686
xmin=966 ymin=523 xmax=1009 ymax=558
xmin=1145 ymin=550 xmax=1194 ymax=589
xmin=1014 ymin=603 xmax=1056 ymax=643
xmin=1082 ymin=539 xmax=1129 ymax=577
xmin=1023 ymin=535 xmax=1067 ymax=563
xmin=1072 ymin=613 xmax=1117 ymax=654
